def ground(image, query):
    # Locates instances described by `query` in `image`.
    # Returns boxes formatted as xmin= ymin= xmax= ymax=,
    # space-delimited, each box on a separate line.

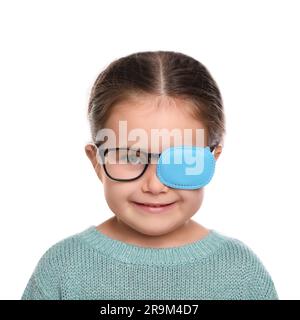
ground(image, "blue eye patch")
xmin=156 ymin=146 xmax=216 ymax=190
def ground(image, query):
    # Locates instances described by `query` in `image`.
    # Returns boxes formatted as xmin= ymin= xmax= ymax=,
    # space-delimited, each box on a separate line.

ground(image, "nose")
xmin=141 ymin=163 xmax=169 ymax=194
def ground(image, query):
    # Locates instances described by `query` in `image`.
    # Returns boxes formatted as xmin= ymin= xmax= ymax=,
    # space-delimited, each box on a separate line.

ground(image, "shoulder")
xmin=212 ymin=230 xmax=279 ymax=299
xmin=212 ymin=230 xmax=272 ymax=274
xmin=212 ymin=230 xmax=263 ymax=264
xmin=35 ymin=226 xmax=94 ymax=270
xmin=22 ymin=227 xmax=93 ymax=300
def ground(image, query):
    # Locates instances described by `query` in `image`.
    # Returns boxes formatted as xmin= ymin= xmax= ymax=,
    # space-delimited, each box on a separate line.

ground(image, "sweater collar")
xmin=78 ymin=225 xmax=226 ymax=265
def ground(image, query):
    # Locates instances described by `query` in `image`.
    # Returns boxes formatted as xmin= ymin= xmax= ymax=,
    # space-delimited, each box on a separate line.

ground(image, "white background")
xmin=0 ymin=0 xmax=299 ymax=300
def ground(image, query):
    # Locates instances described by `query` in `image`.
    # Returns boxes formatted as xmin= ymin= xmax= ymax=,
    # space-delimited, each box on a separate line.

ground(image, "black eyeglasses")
xmin=94 ymin=142 xmax=216 ymax=182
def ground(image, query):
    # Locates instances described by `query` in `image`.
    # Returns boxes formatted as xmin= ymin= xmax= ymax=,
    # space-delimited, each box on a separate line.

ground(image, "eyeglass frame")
xmin=94 ymin=142 xmax=216 ymax=182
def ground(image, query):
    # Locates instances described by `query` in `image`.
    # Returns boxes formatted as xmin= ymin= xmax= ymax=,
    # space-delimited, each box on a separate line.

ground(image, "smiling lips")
xmin=132 ymin=201 xmax=176 ymax=213
xmin=133 ymin=202 xmax=175 ymax=207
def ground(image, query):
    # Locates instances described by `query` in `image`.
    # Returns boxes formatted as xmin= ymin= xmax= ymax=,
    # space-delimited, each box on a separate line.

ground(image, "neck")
xmin=98 ymin=216 xmax=209 ymax=248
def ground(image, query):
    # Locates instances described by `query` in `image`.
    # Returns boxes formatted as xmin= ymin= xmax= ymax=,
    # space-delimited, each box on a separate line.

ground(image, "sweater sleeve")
xmin=21 ymin=247 xmax=62 ymax=300
xmin=21 ymin=272 xmax=56 ymax=300
xmin=246 ymin=253 xmax=279 ymax=300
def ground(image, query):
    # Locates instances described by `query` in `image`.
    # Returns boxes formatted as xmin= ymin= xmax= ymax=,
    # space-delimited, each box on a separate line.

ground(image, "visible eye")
xmin=127 ymin=154 xmax=141 ymax=164
xmin=128 ymin=149 xmax=148 ymax=164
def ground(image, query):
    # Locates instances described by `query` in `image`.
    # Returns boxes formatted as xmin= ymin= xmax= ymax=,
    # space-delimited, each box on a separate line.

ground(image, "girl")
xmin=21 ymin=50 xmax=278 ymax=300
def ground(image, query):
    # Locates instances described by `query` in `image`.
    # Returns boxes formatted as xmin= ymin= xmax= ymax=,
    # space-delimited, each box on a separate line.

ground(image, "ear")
xmin=85 ymin=143 xmax=103 ymax=182
xmin=213 ymin=145 xmax=223 ymax=161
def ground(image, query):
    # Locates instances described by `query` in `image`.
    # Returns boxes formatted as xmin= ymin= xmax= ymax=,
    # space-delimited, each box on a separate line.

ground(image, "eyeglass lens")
xmin=104 ymin=148 xmax=148 ymax=180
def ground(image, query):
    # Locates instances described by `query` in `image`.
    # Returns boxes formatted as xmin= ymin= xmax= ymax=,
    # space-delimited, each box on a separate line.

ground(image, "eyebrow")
xmin=121 ymin=145 xmax=155 ymax=154
xmin=95 ymin=141 xmax=151 ymax=152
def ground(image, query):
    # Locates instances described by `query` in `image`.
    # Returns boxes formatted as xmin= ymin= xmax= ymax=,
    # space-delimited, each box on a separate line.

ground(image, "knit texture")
xmin=21 ymin=226 xmax=278 ymax=300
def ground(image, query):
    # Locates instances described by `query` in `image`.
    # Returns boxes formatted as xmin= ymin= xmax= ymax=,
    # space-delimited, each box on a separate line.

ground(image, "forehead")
xmin=104 ymin=95 xmax=208 ymax=150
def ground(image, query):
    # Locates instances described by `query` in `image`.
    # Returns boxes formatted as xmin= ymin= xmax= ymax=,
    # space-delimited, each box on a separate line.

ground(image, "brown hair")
xmin=87 ymin=50 xmax=226 ymax=149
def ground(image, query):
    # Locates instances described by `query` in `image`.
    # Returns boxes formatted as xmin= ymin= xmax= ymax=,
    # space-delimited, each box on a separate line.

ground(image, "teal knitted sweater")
xmin=21 ymin=226 xmax=278 ymax=300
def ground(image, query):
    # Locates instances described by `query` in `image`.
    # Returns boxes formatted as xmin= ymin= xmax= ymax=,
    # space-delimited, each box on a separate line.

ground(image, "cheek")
xmin=180 ymin=189 xmax=204 ymax=211
xmin=103 ymin=179 xmax=136 ymax=205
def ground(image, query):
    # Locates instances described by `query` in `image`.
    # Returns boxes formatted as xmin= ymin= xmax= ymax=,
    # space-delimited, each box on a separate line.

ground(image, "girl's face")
xmin=86 ymin=95 xmax=221 ymax=239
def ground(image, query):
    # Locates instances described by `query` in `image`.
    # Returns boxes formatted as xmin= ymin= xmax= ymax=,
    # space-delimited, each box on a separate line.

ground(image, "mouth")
xmin=131 ymin=201 xmax=177 ymax=213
